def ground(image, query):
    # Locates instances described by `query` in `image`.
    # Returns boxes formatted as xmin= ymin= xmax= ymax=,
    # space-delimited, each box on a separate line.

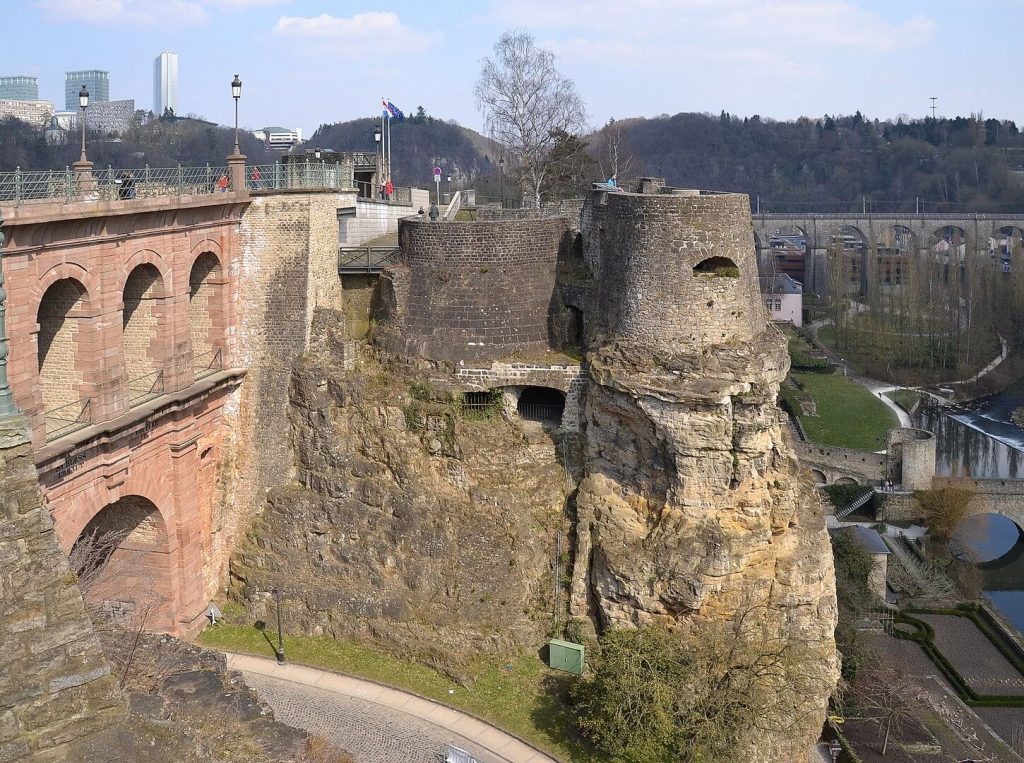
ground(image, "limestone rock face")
xmin=230 ymin=355 xmax=572 ymax=665
xmin=571 ymin=334 xmax=839 ymax=759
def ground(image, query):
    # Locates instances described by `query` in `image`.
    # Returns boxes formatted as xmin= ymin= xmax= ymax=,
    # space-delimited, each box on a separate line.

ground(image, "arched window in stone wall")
xmin=189 ymin=252 xmax=223 ymax=378
xmin=70 ymin=495 xmax=173 ymax=631
xmin=122 ymin=264 xmax=166 ymax=405
xmin=693 ymin=256 xmax=740 ymax=278
xmin=37 ymin=278 xmax=91 ymax=433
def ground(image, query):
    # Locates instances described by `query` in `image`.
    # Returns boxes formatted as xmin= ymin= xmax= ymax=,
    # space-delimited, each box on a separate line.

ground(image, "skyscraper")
xmin=153 ymin=52 xmax=178 ymax=116
xmin=0 ymin=76 xmax=39 ymax=101
xmin=65 ymin=70 xmax=109 ymax=111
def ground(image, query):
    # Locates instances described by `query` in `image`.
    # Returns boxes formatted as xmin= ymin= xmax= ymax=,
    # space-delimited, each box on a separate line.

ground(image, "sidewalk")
xmin=225 ymin=652 xmax=558 ymax=763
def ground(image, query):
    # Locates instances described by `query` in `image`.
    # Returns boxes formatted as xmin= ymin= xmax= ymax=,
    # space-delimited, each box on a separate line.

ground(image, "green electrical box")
xmin=548 ymin=638 xmax=585 ymax=675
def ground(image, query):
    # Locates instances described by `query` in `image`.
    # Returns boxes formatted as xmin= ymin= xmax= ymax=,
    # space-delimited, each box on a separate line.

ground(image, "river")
xmin=916 ymin=384 xmax=1024 ymax=631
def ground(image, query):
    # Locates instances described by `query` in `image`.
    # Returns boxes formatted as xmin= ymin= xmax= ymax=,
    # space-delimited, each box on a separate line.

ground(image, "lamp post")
xmin=498 ymin=155 xmax=504 ymax=207
xmin=78 ymin=85 xmax=89 ymax=162
xmin=231 ymin=74 xmax=242 ymax=154
xmin=272 ymin=587 xmax=285 ymax=664
xmin=447 ymin=173 xmax=452 ymax=200
xmin=373 ymin=126 xmax=382 ymax=197
xmin=827 ymin=739 xmax=841 ymax=762
xmin=314 ymin=146 xmax=322 ymax=161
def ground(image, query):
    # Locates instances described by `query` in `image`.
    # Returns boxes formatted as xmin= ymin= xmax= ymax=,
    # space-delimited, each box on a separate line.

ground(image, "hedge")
xmin=892 ymin=606 xmax=1024 ymax=706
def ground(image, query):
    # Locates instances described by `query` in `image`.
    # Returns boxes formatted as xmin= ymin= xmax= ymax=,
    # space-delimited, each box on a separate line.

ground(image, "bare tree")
xmin=475 ymin=30 xmax=587 ymax=207
xmin=853 ymin=663 xmax=920 ymax=756
xmin=593 ymin=118 xmax=637 ymax=183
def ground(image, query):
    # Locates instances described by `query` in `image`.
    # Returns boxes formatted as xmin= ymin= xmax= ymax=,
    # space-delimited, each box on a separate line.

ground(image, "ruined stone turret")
xmin=571 ymin=183 xmax=839 ymax=760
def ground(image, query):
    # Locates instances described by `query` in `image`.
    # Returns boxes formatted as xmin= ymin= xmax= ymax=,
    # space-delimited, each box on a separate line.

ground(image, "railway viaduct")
xmin=0 ymin=156 xmax=413 ymax=636
xmin=752 ymin=212 xmax=1024 ymax=293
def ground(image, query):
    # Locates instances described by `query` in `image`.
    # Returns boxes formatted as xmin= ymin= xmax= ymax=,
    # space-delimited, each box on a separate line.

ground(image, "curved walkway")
xmin=225 ymin=652 xmax=557 ymax=763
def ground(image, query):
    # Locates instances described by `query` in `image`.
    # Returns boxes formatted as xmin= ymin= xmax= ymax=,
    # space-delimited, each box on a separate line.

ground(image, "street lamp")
xmin=272 ymin=587 xmax=285 ymax=664
xmin=78 ymin=85 xmax=89 ymax=162
xmin=373 ymin=126 xmax=382 ymax=197
xmin=314 ymin=146 xmax=322 ymax=161
xmin=827 ymin=739 xmax=841 ymax=762
xmin=231 ymin=74 xmax=242 ymax=154
xmin=498 ymin=155 xmax=504 ymax=207
xmin=447 ymin=173 xmax=452 ymax=198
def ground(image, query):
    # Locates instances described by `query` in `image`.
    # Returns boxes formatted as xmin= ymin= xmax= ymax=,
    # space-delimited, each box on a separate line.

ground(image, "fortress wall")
xmin=387 ymin=216 xmax=571 ymax=363
xmin=589 ymin=190 xmax=765 ymax=354
xmin=794 ymin=439 xmax=887 ymax=481
xmin=342 ymin=198 xmax=418 ymax=245
xmin=219 ymin=192 xmax=352 ymax=585
xmin=0 ymin=418 xmax=123 ymax=760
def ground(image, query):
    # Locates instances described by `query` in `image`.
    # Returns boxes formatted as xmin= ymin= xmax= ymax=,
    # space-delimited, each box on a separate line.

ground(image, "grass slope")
xmin=789 ymin=371 xmax=898 ymax=450
xmin=198 ymin=622 xmax=598 ymax=762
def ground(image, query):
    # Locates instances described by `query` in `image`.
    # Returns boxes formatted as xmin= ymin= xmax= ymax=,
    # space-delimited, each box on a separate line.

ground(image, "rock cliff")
xmin=230 ymin=351 xmax=573 ymax=667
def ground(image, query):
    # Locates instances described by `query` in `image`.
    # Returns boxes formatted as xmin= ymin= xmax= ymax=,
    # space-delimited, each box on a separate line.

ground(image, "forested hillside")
xmin=309 ymin=110 xmax=497 ymax=188
xmin=619 ymin=112 xmax=1024 ymax=208
xmin=0 ymin=115 xmax=276 ymax=171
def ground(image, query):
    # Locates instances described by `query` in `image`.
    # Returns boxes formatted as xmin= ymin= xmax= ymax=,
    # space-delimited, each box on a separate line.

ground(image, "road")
xmin=226 ymin=652 xmax=557 ymax=763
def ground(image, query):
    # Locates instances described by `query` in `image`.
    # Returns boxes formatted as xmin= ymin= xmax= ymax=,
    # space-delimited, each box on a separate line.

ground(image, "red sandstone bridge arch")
xmin=122 ymin=264 xmax=169 ymax=406
xmin=70 ymin=495 xmax=176 ymax=632
xmin=189 ymin=251 xmax=227 ymax=377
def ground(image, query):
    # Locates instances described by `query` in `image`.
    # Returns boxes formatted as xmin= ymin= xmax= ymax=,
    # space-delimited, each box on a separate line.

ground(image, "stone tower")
xmin=571 ymin=183 xmax=839 ymax=760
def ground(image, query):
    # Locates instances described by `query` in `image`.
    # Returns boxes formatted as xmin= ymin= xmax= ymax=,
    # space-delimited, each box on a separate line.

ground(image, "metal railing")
xmin=0 ymin=164 xmax=233 ymax=206
xmin=44 ymin=397 xmax=92 ymax=441
xmin=836 ymin=488 xmax=875 ymax=519
xmin=752 ymin=200 xmax=1024 ymax=216
xmin=127 ymin=370 xmax=164 ymax=407
xmin=338 ymin=246 xmax=399 ymax=274
xmin=247 ymin=162 xmax=355 ymax=192
xmin=518 ymin=402 xmax=563 ymax=422
xmin=194 ymin=348 xmax=223 ymax=380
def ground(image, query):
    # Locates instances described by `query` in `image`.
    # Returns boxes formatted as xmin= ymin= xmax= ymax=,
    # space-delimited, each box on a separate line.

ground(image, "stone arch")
xmin=693 ymin=256 xmax=740 ymax=277
xmin=122 ymin=264 xmax=168 ymax=406
xmin=932 ymin=225 xmax=968 ymax=264
xmin=189 ymin=252 xmax=225 ymax=378
xmin=876 ymin=224 xmax=915 ymax=254
xmin=70 ymin=495 xmax=175 ymax=632
xmin=33 ymin=262 xmax=101 ymax=309
xmin=122 ymin=248 xmax=171 ymax=286
xmin=991 ymin=225 xmax=1024 ymax=273
xmin=834 ymin=476 xmax=859 ymax=486
xmin=36 ymin=277 xmax=92 ymax=438
xmin=517 ymin=386 xmax=566 ymax=425
xmin=809 ymin=468 xmax=827 ymax=486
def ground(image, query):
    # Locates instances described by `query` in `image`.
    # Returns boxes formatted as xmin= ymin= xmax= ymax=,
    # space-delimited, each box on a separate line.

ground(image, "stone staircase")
xmin=836 ymin=488 xmax=874 ymax=520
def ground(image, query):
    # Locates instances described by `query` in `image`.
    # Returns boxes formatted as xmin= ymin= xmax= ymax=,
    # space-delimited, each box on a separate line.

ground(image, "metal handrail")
xmin=194 ymin=348 xmax=223 ymax=379
xmin=43 ymin=397 xmax=92 ymax=441
xmin=0 ymin=164 xmax=233 ymax=206
xmin=127 ymin=369 xmax=164 ymax=407
xmin=338 ymin=246 xmax=399 ymax=274
xmin=247 ymin=162 xmax=356 ymax=192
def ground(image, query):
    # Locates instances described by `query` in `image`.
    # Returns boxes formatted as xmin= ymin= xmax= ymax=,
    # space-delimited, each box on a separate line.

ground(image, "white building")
xmin=759 ymin=272 xmax=803 ymax=327
xmin=0 ymin=99 xmax=54 ymax=127
xmin=153 ymin=51 xmax=178 ymax=116
xmin=253 ymin=126 xmax=303 ymax=151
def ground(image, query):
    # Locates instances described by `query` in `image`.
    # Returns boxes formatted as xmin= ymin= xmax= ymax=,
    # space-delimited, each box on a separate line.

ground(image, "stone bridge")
xmin=752 ymin=212 xmax=1024 ymax=293
xmin=0 ymin=156 xmax=418 ymax=636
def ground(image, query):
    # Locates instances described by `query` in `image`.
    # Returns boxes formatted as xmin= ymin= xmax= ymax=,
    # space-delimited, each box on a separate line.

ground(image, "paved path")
xmin=863 ymin=381 xmax=912 ymax=427
xmin=225 ymin=653 xmax=557 ymax=763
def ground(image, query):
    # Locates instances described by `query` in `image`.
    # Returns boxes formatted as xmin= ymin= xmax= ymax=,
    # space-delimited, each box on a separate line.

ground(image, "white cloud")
xmin=35 ymin=0 xmax=289 ymax=25
xmin=36 ymin=0 xmax=208 ymax=25
xmin=273 ymin=12 xmax=440 ymax=53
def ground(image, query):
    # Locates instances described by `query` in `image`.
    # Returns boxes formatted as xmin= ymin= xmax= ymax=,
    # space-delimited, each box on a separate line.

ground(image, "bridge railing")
xmin=338 ymin=246 xmax=400 ymax=274
xmin=127 ymin=370 xmax=165 ymax=407
xmin=247 ymin=162 xmax=356 ymax=193
xmin=194 ymin=348 xmax=223 ymax=380
xmin=752 ymin=199 xmax=1024 ymax=215
xmin=44 ymin=397 xmax=92 ymax=441
xmin=0 ymin=164 xmax=234 ymax=207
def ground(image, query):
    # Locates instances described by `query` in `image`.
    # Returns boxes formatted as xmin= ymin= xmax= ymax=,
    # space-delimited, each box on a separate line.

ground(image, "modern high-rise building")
xmin=0 ymin=75 xmax=39 ymax=101
xmin=65 ymin=70 xmax=109 ymax=111
xmin=153 ymin=51 xmax=178 ymax=116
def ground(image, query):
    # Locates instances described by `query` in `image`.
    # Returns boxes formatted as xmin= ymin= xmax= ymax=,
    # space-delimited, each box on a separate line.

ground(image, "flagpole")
xmin=386 ymin=111 xmax=392 ymax=185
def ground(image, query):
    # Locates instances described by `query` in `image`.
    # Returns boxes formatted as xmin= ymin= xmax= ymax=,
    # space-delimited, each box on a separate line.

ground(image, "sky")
xmin=5 ymin=0 xmax=1022 ymax=142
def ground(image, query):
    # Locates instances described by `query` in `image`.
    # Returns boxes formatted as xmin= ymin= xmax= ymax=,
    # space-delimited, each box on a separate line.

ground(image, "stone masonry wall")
xmin=340 ymin=199 xmax=417 ymax=246
xmin=0 ymin=418 xmax=123 ymax=761
xmin=379 ymin=216 xmax=570 ymax=363
xmin=454 ymin=362 xmax=585 ymax=432
xmin=224 ymin=191 xmax=351 ymax=586
xmin=588 ymin=191 xmax=765 ymax=354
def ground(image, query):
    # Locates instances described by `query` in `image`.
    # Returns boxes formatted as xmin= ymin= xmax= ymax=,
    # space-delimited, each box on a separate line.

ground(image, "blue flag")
xmin=386 ymin=100 xmax=405 ymax=122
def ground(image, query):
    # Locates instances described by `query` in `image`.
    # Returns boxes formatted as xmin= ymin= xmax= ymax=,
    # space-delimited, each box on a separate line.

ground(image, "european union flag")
xmin=386 ymin=101 xmax=405 ymax=122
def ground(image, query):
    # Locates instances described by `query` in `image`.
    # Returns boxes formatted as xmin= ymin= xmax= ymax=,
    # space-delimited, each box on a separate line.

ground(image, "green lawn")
xmin=198 ymin=621 xmax=598 ymax=762
xmin=786 ymin=371 xmax=898 ymax=450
